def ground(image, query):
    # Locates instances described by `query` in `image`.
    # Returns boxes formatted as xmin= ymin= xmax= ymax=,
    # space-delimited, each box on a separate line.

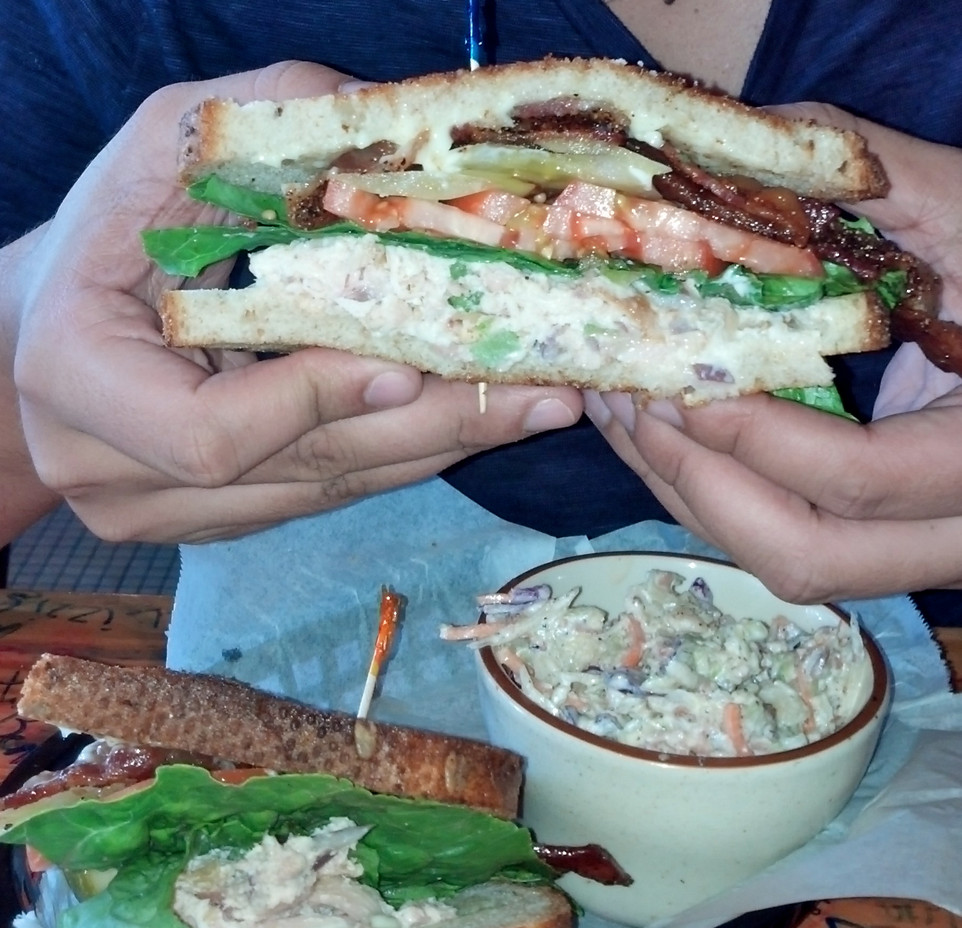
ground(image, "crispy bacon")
xmin=329 ymin=140 xmax=410 ymax=174
xmin=654 ymin=144 xmax=812 ymax=247
xmin=0 ymin=741 xmax=233 ymax=811
xmin=452 ymin=100 xmax=629 ymax=148
xmin=535 ymin=843 xmax=633 ymax=886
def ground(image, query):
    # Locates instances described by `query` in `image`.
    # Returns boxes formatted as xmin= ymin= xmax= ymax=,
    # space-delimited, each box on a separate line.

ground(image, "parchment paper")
xmin=170 ymin=476 xmax=962 ymax=928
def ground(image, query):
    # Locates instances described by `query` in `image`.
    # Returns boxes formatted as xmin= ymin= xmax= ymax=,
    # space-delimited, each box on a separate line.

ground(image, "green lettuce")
xmin=771 ymin=385 xmax=859 ymax=420
xmin=143 ymin=177 xmax=901 ymax=316
xmin=142 ymin=176 xmax=578 ymax=279
xmin=0 ymin=765 xmax=553 ymax=928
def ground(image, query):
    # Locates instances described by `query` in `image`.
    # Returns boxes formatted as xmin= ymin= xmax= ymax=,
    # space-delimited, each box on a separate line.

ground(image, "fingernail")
xmin=582 ymin=390 xmax=611 ymax=428
xmin=603 ymin=392 xmax=637 ymax=432
xmin=523 ymin=398 xmax=578 ymax=434
xmin=338 ymin=79 xmax=376 ymax=94
xmin=363 ymin=371 xmax=417 ymax=408
xmin=644 ymin=398 xmax=685 ymax=428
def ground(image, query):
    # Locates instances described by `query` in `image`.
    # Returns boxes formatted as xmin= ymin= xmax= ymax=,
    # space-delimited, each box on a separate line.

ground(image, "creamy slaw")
xmin=442 ymin=570 xmax=870 ymax=758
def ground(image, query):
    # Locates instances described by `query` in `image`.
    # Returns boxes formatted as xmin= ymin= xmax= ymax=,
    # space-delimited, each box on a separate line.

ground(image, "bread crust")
xmin=178 ymin=56 xmax=888 ymax=201
xmin=18 ymin=654 xmax=523 ymax=819
xmin=446 ymin=882 xmax=573 ymax=928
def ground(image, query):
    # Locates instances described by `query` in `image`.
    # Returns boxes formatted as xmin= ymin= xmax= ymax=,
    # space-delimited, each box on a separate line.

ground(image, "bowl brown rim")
xmin=478 ymin=551 xmax=891 ymax=768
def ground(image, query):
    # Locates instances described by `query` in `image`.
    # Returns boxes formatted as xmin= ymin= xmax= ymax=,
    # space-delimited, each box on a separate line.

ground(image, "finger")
xmin=67 ymin=449 xmax=468 ymax=543
xmin=875 ymin=342 xmax=962 ymax=416
xmin=593 ymin=401 xmax=962 ymax=601
xmin=19 ymin=329 xmax=423 ymax=489
xmin=635 ymin=393 xmax=962 ymax=522
xmin=68 ymin=430 xmax=533 ymax=544
xmin=241 ymin=378 xmax=582 ymax=484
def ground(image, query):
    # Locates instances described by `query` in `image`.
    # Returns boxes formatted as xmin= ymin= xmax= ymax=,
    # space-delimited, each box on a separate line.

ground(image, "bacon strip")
xmin=0 ymin=741 xmax=231 ymax=811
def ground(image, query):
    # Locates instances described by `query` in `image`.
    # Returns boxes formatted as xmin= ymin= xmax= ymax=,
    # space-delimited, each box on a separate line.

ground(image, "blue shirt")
xmin=4 ymin=0 xmax=961 ymax=618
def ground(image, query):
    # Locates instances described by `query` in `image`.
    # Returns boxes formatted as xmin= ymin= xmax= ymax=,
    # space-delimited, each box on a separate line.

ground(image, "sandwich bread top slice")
xmin=179 ymin=56 xmax=886 ymax=202
xmin=16 ymin=653 xmax=523 ymax=819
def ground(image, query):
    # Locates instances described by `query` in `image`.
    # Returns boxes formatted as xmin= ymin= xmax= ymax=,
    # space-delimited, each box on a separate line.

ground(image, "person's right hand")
xmin=13 ymin=61 xmax=581 ymax=544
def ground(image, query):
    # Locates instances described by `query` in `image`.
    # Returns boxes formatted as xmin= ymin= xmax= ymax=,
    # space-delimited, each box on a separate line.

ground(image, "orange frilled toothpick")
xmin=357 ymin=586 xmax=404 ymax=719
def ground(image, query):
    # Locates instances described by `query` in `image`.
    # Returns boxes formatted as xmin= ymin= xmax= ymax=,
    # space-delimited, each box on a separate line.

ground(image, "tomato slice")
xmin=323 ymin=176 xmax=823 ymax=278
xmin=551 ymin=181 xmax=619 ymax=218
xmin=701 ymin=223 xmax=824 ymax=277
xmin=446 ymin=189 xmax=529 ymax=224
xmin=324 ymin=179 xmax=504 ymax=246
xmin=322 ymin=181 xmax=402 ymax=231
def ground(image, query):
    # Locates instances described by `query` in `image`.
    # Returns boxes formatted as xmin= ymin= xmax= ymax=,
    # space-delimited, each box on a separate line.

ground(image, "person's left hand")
xmin=584 ymin=105 xmax=962 ymax=603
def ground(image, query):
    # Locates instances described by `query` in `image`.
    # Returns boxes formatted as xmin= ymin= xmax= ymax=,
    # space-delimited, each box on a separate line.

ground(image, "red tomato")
xmin=634 ymin=234 xmax=725 ymax=276
xmin=322 ymin=181 xmax=401 ymax=231
xmin=323 ymin=177 xmax=823 ymax=278
xmin=701 ymin=223 xmax=824 ymax=277
xmin=551 ymin=181 xmax=619 ymax=218
xmin=618 ymin=193 xmax=823 ymax=277
xmin=396 ymin=196 xmax=505 ymax=246
xmin=618 ymin=196 xmax=707 ymax=240
xmin=446 ymin=189 xmax=529 ymax=224
xmin=324 ymin=179 xmax=506 ymax=247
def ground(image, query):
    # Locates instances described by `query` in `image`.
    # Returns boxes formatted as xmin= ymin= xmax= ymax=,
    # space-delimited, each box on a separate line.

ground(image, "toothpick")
xmin=357 ymin=586 xmax=403 ymax=719
xmin=466 ymin=0 xmax=489 ymax=407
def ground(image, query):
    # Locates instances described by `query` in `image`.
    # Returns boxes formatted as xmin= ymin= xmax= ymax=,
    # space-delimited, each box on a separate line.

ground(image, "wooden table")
xmin=1 ymin=587 xmax=960 ymax=928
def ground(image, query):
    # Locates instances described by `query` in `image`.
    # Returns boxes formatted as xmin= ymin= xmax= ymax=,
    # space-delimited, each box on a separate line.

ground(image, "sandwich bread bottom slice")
xmin=161 ymin=234 xmax=888 ymax=404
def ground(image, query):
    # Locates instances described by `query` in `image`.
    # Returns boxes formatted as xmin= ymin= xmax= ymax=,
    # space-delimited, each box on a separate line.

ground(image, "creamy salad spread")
xmin=173 ymin=818 xmax=456 ymax=928
xmin=444 ymin=570 xmax=869 ymax=758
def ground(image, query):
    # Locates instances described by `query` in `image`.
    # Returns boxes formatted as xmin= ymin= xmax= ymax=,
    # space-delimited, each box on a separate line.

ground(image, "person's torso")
xmin=10 ymin=0 xmax=962 ymax=538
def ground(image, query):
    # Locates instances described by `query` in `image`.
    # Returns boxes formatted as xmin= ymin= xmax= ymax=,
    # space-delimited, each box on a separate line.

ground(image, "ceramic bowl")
xmin=474 ymin=552 xmax=890 ymax=927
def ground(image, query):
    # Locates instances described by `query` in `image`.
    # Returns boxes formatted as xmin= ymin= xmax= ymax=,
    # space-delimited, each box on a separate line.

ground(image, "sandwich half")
xmin=0 ymin=654 xmax=605 ymax=928
xmin=147 ymin=57 xmax=923 ymax=406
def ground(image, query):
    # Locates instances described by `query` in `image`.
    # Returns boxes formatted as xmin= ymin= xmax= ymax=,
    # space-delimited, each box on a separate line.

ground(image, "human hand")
xmin=13 ymin=62 xmax=581 ymax=544
xmin=584 ymin=106 xmax=962 ymax=602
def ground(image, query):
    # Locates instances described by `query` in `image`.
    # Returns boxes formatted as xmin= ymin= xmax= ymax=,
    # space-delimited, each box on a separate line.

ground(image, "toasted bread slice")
xmin=179 ymin=56 xmax=887 ymax=202
xmin=160 ymin=234 xmax=889 ymax=404
xmin=18 ymin=653 xmax=523 ymax=818
xmin=422 ymin=882 xmax=572 ymax=928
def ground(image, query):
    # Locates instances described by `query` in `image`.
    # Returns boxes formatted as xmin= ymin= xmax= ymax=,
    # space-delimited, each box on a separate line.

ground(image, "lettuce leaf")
xmin=142 ymin=176 xmax=580 ymax=279
xmin=142 ymin=176 xmax=905 ymax=315
xmin=771 ymin=385 xmax=859 ymax=420
xmin=0 ymin=765 xmax=553 ymax=927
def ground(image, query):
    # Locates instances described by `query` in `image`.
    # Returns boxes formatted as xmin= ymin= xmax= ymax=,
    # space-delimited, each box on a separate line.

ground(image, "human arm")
xmin=12 ymin=61 xmax=581 ymax=545
xmin=584 ymin=106 xmax=962 ymax=603
xmin=0 ymin=227 xmax=61 ymax=547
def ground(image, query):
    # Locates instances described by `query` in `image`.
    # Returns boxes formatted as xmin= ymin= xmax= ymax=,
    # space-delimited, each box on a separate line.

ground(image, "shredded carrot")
xmin=438 ymin=620 xmax=510 ymax=641
xmin=564 ymin=691 xmax=589 ymax=712
xmin=722 ymin=702 xmax=752 ymax=756
xmin=621 ymin=616 xmax=646 ymax=668
xmin=794 ymin=664 xmax=818 ymax=734
xmin=496 ymin=646 xmax=527 ymax=675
